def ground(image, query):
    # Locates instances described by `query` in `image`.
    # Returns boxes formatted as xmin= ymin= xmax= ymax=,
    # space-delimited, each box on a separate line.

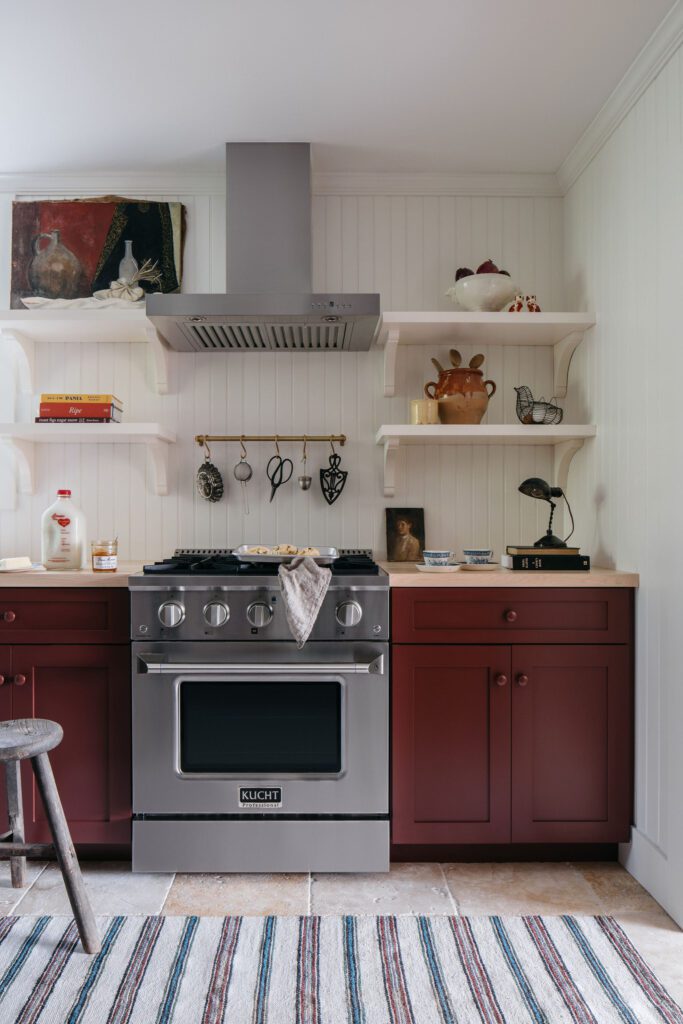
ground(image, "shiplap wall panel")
xmin=564 ymin=41 xmax=683 ymax=916
xmin=0 ymin=187 xmax=563 ymax=561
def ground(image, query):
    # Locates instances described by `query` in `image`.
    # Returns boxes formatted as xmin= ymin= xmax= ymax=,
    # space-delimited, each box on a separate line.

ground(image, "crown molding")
xmin=558 ymin=0 xmax=683 ymax=193
xmin=0 ymin=168 xmax=562 ymax=200
xmin=0 ymin=171 xmax=226 ymax=196
xmin=312 ymin=171 xmax=562 ymax=197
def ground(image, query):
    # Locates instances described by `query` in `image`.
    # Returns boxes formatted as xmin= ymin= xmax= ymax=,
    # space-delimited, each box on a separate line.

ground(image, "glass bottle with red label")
xmin=41 ymin=489 xmax=86 ymax=570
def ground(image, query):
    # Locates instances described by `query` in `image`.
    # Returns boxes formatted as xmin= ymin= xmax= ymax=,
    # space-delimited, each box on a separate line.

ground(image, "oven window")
xmin=179 ymin=680 xmax=342 ymax=774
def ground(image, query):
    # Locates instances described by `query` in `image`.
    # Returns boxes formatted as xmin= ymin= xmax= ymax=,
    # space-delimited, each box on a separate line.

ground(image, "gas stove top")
xmin=129 ymin=548 xmax=388 ymax=642
xmin=140 ymin=548 xmax=381 ymax=577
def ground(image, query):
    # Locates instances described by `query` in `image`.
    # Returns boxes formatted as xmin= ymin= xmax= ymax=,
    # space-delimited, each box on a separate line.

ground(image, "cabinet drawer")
xmin=392 ymin=588 xmax=632 ymax=644
xmin=0 ymin=589 xmax=129 ymax=644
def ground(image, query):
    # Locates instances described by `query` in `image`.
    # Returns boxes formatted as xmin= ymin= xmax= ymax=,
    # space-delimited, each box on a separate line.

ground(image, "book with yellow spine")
xmin=40 ymin=393 xmax=122 ymax=406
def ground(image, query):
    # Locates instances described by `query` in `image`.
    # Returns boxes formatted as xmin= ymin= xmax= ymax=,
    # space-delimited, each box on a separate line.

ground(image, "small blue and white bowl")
xmin=423 ymin=550 xmax=453 ymax=567
xmin=463 ymin=548 xmax=493 ymax=565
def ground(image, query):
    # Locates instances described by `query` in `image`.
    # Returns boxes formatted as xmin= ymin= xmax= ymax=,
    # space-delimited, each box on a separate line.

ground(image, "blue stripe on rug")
xmin=66 ymin=917 xmax=126 ymax=1024
xmin=416 ymin=917 xmax=457 ymax=1024
xmin=156 ymin=916 xmax=199 ymax=1024
xmin=253 ymin=915 xmax=277 ymax=1024
xmin=490 ymin=916 xmax=548 ymax=1024
xmin=343 ymin=915 xmax=365 ymax=1024
xmin=562 ymin=916 xmax=641 ymax=1024
xmin=0 ymin=917 xmax=50 ymax=1003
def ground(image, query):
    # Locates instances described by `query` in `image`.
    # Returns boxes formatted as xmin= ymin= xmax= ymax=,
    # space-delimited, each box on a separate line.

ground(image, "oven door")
xmin=132 ymin=641 xmax=388 ymax=816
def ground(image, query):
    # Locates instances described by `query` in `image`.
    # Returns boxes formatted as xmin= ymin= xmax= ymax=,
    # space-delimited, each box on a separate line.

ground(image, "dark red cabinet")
xmin=392 ymin=645 xmax=511 ymax=844
xmin=511 ymin=645 xmax=631 ymax=843
xmin=10 ymin=645 xmax=131 ymax=845
xmin=391 ymin=587 xmax=634 ymax=849
xmin=0 ymin=588 xmax=131 ymax=848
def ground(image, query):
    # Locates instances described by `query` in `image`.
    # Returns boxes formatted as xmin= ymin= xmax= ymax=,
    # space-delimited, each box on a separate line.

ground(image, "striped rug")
xmin=0 ymin=914 xmax=679 ymax=1023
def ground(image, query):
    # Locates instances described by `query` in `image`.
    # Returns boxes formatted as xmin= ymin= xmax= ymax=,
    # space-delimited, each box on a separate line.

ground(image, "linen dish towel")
xmin=278 ymin=556 xmax=332 ymax=647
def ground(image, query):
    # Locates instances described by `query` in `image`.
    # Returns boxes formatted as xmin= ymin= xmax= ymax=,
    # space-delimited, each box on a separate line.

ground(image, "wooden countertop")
xmin=379 ymin=562 xmax=639 ymax=587
xmin=0 ymin=560 xmax=639 ymax=589
xmin=0 ymin=562 xmax=143 ymax=587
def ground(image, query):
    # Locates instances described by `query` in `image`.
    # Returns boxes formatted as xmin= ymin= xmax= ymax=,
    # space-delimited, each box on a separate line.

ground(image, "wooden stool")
xmin=0 ymin=719 xmax=100 ymax=954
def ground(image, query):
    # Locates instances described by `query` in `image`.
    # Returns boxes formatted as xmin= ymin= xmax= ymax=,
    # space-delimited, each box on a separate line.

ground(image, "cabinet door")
xmin=0 ymin=646 xmax=12 ymax=832
xmin=392 ymin=645 xmax=511 ymax=844
xmin=11 ymin=645 xmax=131 ymax=845
xmin=511 ymin=645 xmax=632 ymax=842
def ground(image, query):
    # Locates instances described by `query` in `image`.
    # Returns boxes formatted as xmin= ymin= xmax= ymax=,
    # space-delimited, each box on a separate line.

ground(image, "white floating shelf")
xmin=0 ymin=423 xmax=176 ymax=498
xmin=375 ymin=424 xmax=597 ymax=497
xmin=0 ymin=309 xmax=169 ymax=395
xmin=377 ymin=311 xmax=596 ymax=398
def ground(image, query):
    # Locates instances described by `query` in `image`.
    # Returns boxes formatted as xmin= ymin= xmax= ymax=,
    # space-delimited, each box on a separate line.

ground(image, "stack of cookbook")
xmin=501 ymin=545 xmax=590 ymax=571
xmin=35 ymin=393 xmax=123 ymax=424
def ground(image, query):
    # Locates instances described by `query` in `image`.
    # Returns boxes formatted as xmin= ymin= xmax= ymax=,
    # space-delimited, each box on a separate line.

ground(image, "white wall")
xmin=564 ymin=41 xmax=683 ymax=921
xmin=0 ymin=186 xmax=563 ymax=561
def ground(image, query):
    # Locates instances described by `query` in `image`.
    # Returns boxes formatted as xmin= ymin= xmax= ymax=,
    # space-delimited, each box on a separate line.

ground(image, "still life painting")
xmin=10 ymin=196 xmax=185 ymax=309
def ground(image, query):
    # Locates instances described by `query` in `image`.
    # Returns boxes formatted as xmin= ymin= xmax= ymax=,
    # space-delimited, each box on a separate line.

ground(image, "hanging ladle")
xmin=298 ymin=437 xmax=312 ymax=490
xmin=233 ymin=436 xmax=253 ymax=515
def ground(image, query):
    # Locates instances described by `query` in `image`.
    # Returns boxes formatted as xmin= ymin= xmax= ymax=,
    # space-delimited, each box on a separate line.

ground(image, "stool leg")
xmin=6 ymin=761 xmax=26 ymax=888
xmin=31 ymin=752 xmax=100 ymax=955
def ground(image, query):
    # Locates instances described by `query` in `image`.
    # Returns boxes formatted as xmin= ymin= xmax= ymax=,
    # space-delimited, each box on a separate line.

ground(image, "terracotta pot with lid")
xmin=424 ymin=360 xmax=496 ymax=425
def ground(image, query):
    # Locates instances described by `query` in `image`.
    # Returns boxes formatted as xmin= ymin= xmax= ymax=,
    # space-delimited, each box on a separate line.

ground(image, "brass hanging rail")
xmin=195 ymin=433 xmax=346 ymax=447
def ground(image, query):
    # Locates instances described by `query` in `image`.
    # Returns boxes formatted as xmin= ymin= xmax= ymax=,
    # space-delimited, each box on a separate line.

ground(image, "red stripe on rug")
xmin=525 ymin=916 xmax=597 ymax=1024
xmin=376 ymin=917 xmax=414 ymax=1024
xmin=106 ymin=916 xmax=165 ymax=1024
xmin=201 ymin=917 xmax=242 ymax=1024
xmin=448 ymin=917 xmax=505 ymax=1024
xmin=15 ymin=920 xmax=79 ymax=1024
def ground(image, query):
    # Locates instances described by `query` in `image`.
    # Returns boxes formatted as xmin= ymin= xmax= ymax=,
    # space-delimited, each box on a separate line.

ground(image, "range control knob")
xmin=203 ymin=601 xmax=229 ymax=628
xmin=335 ymin=600 xmax=363 ymax=627
xmin=158 ymin=601 xmax=185 ymax=628
xmin=247 ymin=602 xmax=273 ymax=628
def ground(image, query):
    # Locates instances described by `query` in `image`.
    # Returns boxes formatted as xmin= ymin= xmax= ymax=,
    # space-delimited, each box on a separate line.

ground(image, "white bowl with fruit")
xmin=446 ymin=260 xmax=517 ymax=311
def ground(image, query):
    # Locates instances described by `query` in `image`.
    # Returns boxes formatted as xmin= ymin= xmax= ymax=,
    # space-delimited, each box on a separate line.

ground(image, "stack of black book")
xmin=501 ymin=546 xmax=590 ymax=571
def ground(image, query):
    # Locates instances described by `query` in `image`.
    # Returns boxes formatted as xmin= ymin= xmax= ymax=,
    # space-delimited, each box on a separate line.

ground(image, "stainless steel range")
xmin=129 ymin=550 xmax=389 ymax=873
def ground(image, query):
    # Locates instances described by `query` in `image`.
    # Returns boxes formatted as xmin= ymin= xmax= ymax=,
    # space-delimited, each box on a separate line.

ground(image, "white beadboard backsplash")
xmin=0 ymin=189 xmax=564 ymax=561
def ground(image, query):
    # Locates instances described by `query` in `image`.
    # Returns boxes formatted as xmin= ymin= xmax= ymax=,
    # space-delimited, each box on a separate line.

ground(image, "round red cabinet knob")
xmin=0 ymin=675 xmax=4 ymax=686
xmin=12 ymin=674 xmax=26 ymax=687
xmin=494 ymin=673 xmax=508 ymax=687
xmin=516 ymin=674 xmax=529 ymax=687
xmin=1 ymin=611 xmax=16 ymax=623
xmin=504 ymin=610 xmax=518 ymax=623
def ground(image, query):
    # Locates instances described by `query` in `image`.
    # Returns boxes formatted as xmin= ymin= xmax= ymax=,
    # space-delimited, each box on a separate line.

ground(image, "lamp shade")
xmin=518 ymin=477 xmax=563 ymax=501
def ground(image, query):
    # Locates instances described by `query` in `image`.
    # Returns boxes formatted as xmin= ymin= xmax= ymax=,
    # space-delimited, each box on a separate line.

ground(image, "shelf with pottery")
xmin=374 ymin=424 xmax=597 ymax=497
xmin=377 ymin=312 xmax=596 ymax=398
xmin=0 ymin=422 xmax=176 ymax=498
xmin=0 ymin=309 xmax=169 ymax=396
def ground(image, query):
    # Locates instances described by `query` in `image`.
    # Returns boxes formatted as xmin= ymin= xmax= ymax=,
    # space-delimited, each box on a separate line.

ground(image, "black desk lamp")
xmin=518 ymin=477 xmax=575 ymax=548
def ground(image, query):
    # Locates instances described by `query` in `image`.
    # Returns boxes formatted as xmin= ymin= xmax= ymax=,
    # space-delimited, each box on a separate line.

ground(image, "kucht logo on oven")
xmin=239 ymin=787 xmax=282 ymax=808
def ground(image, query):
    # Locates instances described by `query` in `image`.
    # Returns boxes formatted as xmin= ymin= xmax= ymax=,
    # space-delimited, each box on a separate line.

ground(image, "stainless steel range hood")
xmin=147 ymin=144 xmax=381 ymax=352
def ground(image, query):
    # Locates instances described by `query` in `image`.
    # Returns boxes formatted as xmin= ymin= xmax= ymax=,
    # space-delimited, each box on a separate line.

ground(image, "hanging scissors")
xmin=266 ymin=439 xmax=293 ymax=502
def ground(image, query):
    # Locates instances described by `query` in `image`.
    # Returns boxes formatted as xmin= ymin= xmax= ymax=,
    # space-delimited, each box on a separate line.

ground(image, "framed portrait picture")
xmin=385 ymin=508 xmax=425 ymax=562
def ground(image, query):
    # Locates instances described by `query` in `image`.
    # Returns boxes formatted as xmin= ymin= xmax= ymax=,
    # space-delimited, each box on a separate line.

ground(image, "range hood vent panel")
xmin=147 ymin=144 xmax=381 ymax=353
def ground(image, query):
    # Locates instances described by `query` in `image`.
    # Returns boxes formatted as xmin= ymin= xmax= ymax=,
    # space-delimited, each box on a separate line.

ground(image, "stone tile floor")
xmin=2 ymin=860 xmax=681 ymax=1003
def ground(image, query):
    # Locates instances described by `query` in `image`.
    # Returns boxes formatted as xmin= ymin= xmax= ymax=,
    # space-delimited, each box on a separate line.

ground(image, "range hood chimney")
xmin=147 ymin=143 xmax=381 ymax=352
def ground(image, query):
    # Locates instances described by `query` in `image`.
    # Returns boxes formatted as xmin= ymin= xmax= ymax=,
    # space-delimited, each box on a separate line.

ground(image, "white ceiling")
xmin=0 ymin=0 xmax=676 ymax=175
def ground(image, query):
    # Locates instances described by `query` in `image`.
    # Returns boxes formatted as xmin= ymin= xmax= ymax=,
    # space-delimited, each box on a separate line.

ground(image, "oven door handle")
xmin=138 ymin=655 xmax=384 ymax=675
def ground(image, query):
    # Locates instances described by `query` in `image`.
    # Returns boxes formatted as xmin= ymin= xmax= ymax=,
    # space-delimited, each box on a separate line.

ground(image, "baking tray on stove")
xmin=233 ymin=545 xmax=338 ymax=565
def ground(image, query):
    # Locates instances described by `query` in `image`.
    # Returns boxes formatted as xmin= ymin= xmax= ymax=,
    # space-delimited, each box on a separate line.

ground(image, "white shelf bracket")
xmin=553 ymin=438 xmax=584 ymax=495
xmin=2 ymin=438 xmax=35 ymax=497
xmin=145 ymin=327 xmax=170 ymax=395
xmin=382 ymin=438 xmax=400 ymax=497
xmin=147 ymin=441 xmax=169 ymax=496
xmin=381 ymin=327 xmax=400 ymax=397
xmin=1 ymin=329 xmax=35 ymax=397
xmin=553 ymin=331 xmax=585 ymax=399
